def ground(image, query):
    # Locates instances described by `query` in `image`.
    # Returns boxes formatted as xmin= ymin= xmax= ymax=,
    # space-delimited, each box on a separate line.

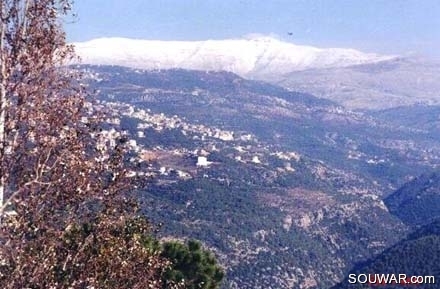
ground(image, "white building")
xmin=197 ymin=156 xmax=212 ymax=167
xmin=252 ymin=156 xmax=261 ymax=164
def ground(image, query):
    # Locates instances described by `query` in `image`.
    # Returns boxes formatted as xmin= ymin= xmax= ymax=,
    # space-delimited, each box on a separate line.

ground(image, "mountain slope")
xmin=384 ymin=172 xmax=440 ymax=227
xmin=73 ymin=37 xmax=393 ymax=79
xmin=84 ymin=65 xmax=440 ymax=189
xmin=331 ymin=220 xmax=440 ymax=289
xmin=73 ymin=37 xmax=440 ymax=110
xmin=77 ymin=65 xmax=440 ymax=288
xmin=276 ymin=57 xmax=440 ymax=110
xmin=371 ymin=105 xmax=440 ymax=134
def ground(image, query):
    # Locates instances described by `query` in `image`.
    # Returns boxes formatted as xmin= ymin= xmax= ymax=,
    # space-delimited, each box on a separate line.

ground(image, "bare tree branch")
xmin=0 ymin=1 xmax=183 ymax=288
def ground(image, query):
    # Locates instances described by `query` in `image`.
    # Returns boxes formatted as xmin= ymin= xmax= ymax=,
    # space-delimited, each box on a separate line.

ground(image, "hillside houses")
xmin=98 ymin=100 xmax=302 ymax=181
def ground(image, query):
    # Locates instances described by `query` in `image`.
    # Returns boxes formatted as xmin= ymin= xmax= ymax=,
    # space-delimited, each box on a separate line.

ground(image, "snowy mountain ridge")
xmin=72 ymin=37 xmax=395 ymax=78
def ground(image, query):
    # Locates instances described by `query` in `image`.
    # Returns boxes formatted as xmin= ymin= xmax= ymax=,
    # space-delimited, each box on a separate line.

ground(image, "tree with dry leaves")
xmin=0 ymin=1 xmax=183 ymax=288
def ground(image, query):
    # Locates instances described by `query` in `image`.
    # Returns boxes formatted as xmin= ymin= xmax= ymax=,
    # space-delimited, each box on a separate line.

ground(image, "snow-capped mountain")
xmin=72 ymin=36 xmax=395 ymax=78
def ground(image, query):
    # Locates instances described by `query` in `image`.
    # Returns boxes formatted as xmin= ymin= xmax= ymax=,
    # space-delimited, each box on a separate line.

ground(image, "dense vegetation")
xmin=332 ymin=220 xmax=440 ymax=289
xmin=161 ymin=240 xmax=225 ymax=289
xmin=385 ymin=171 xmax=440 ymax=226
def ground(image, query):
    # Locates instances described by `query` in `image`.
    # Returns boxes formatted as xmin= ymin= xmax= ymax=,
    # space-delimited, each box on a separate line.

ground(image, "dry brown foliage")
xmin=0 ymin=1 xmax=180 ymax=288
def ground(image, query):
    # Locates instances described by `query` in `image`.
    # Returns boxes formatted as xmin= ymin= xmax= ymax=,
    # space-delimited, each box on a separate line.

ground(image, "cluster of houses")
xmin=95 ymin=100 xmax=302 ymax=180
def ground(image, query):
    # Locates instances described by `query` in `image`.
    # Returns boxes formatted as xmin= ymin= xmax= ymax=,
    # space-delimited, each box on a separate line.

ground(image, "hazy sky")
xmin=65 ymin=0 xmax=440 ymax=59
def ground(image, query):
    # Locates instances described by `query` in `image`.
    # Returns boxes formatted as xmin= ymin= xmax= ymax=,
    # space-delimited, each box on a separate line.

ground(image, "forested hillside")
xmin=332 ymin=220 xmax=440 ymax=289
xmin=385 ymin=171 xmax=440 ymax=226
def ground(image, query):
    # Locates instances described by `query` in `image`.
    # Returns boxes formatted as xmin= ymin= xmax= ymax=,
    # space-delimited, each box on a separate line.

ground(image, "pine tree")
xmin=161 ymin=240 xmax=225 ymax=289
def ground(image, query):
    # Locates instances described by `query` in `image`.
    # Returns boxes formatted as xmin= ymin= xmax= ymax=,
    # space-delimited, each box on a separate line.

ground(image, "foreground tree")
xmin=0 ymin=1 xmax=181 ymax=288
xmin=161 ymin=240 xmax=225 ymax=289
xmin=0 ymin=1 xmax=225 ymax=288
